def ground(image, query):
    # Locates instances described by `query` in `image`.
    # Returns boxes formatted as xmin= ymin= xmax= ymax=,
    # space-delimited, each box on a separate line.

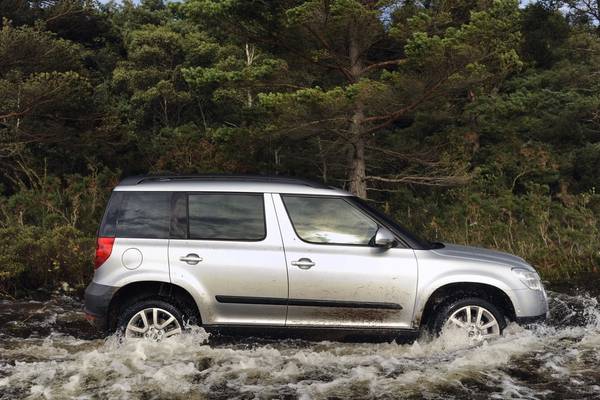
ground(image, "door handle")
xmin=291 ymin=258 xmax=315 ymax=270
xmin=179 ymin=253 xmax=203 ymax=265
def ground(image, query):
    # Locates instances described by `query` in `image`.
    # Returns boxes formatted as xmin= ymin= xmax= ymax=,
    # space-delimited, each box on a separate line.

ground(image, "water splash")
xmin=0 ymin=291 xmax=599 ymax=399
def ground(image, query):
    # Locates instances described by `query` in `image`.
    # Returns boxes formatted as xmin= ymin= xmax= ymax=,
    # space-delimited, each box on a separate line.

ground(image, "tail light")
xmin=95 ymin=237 xmax=115 ymax=269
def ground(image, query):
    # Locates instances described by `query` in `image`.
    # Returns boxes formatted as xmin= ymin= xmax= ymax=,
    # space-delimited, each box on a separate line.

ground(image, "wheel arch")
xmin=107 ymin=281 xmax=201 ymax=331
xmin=416 ymin=281 xmax=517 ymax=329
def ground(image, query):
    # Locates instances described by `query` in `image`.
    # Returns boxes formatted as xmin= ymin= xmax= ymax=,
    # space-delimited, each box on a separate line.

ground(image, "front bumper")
xmin=510 ymin=286 xmax=548 ymax=314
xmin=84 ymin=282 xmax=118 ymax=331
xmin=510 ymin=286 xmax=549 ymax=325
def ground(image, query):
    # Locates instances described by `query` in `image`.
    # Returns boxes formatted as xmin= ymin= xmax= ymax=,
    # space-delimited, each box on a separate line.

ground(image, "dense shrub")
xmin=0 ymin=225 xmax=93 ymax=296
xmin=389 ymin=183 xmax=600 ymax=281
xmin=0 ymin=168 xmax=118 ymax=297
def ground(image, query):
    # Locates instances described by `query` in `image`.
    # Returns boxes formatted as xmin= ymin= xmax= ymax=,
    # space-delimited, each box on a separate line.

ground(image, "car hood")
xmin=431 ymin=243 xmax=534 ymax=271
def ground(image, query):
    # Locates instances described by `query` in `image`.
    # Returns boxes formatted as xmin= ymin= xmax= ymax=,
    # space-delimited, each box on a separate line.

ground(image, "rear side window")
xmin=98 ymin=192 xmax=122 ymax=237
xmin=115 ymin=192 xmax=171 ymax=239
xmin=170 ymin=192 xmax=187 ymax=240
xmin=188 ymin=193 xmax=265 ymax=241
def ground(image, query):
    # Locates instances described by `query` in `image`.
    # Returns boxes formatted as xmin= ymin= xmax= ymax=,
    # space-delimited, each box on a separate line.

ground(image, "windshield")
xmin=350 ymin=197 xmax=443 ymax=250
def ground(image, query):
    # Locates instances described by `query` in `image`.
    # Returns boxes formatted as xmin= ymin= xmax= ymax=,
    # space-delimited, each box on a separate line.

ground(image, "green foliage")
xmin=394 ymin=181 xmax=600 ymax=281
xmin=1 ymin=0 xmax=600 ymax=296
xmin=0 ymin=23 xmax=81 ymax=75
xmin=521 ymin=3 xmax=570 ymax=67
xmin=573 ymin=144 xmax=600 ymax=192
xmin=0 ymin=20 xmax=120 ymax=177
xmin=0 ymin=167 xmax=119 ymax=296
xmin=0 ymin=225 xmax=93 ymax=295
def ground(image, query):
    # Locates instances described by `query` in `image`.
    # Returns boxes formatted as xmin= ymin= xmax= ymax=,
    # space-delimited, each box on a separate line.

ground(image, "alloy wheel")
xmin=443 ymin=305 xmax=501 ymax=343
xmin=125 ymin=307 xmax=182 ymax=341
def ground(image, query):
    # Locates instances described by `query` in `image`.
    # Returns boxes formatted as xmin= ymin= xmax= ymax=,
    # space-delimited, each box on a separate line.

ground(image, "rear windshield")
xmin=98 ymin=192 xmax=171 ymax=239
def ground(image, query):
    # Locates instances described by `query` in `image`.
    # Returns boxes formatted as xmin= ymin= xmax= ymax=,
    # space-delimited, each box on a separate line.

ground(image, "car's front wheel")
xmin=431 ymin=297 xmax=505 ymax=343
xmin=117 ymin=299 xmax=184 ymax=341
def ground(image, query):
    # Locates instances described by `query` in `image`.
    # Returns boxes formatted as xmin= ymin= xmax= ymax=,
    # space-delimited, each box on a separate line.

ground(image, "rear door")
xmin=168 ymin=192 xmax=288 ymax=326
xmin=273 ymin=194 xmax=418 ymax=329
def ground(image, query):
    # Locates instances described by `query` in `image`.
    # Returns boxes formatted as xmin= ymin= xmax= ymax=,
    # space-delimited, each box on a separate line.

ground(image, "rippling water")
xmin=0 ymin=289 xmax=599 ymax=399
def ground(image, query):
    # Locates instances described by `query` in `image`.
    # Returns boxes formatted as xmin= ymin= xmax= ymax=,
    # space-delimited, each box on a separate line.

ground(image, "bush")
xmin=0 ymin=167 xmax=119 ymax=297
xmin=390 ymin=183 xmax=600 ymax=281
xmin=0 ymin=225 xmax=93 ymax=296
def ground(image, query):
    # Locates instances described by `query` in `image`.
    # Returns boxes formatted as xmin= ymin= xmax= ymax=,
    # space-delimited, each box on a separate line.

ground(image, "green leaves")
xmin=404 ymin=0 xmax=522 ymax=78
xmin=0 ymin=0 xmax=599 ymax=291
xmin=0 ymin=23 xmax=101 ymax=166
xmin=0 ymin=22 xmax=81 ymax=75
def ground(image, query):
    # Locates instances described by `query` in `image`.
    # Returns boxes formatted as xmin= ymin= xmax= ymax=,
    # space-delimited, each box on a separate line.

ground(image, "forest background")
xmin=1 ymin=0 xmax=599 ymax=297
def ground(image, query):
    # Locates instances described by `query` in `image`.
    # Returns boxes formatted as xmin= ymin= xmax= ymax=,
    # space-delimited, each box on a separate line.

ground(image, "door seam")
xmin=269 ymin=192 xmax=290 ymax=324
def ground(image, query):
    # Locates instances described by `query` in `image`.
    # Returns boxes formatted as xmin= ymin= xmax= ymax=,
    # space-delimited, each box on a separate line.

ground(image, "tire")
xmin=116 ymin=298 xmax=185 ymax=341
xmin=429 ymin=297 xmax=506 ymax=341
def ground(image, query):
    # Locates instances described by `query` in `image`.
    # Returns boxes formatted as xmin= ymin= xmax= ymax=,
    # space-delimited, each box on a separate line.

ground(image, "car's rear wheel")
xmin=117 ymin=299 xmax=184 ymax=341
xmin=431 ymin=297 xmax=505 ymax=343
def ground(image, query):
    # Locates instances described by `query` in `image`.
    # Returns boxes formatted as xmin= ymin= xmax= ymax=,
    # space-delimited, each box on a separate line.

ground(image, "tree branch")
xmin=0 ymin=108 xmax=32 ymax=120
xmin=365 ymin=144 xmax=446 ymax=167
xmin=366 ymin=174 xmax=470 ymax=187
xmin=361 ymin=58 xmax=408 ymax=74
xmin=45 ymin=5 xmax=85 ymax=24
xmin=303 ymin=23 xmax=354 ymax=82
xmin=361 ymin=77 xmax=448 ymax=135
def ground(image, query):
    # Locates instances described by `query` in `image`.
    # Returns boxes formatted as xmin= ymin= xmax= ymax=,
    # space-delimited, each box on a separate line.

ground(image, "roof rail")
xmin=118 ymin=174 xmax=330 ymax=189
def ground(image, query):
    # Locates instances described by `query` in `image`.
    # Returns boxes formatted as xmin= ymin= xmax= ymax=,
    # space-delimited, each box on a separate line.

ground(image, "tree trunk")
xmin=348 ymin=106 xmax=367 ymax=198
xmin=245 ymin=43 xmax=255 ymax=107
xmin=347 ymin=30 xmax=367 ymax=198
xmin=349 ymin=133 xmax=367 ymax=198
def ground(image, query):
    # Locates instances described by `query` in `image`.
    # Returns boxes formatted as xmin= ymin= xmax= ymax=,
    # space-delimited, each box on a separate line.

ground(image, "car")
xmin=84 ymin=175 xmax=548 ymax=343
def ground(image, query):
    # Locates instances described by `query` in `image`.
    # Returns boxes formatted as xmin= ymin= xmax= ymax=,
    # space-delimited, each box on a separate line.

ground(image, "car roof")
xmin=114 ymin=175 xmax=351 ymax=196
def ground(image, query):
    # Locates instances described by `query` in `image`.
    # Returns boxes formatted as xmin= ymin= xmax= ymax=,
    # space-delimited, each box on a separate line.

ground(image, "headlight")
xmin=512 ymin=268 xmax=542 ymax=290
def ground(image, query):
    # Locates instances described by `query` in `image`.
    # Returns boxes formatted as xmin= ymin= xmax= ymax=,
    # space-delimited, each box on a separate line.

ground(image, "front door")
xmin=272 ymin=194 xmax=418 ymax=329
xmin=168 ymin=192 xmax=288 ymax=326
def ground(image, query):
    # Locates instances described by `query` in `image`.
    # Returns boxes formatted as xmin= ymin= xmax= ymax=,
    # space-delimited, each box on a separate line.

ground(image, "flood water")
xmin=0 ymin=287 xmax=599 ymax=399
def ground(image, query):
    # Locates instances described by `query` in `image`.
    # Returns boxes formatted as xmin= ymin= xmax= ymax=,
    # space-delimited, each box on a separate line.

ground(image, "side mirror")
xmin=373 ymin=227 xmax=397 ymax=249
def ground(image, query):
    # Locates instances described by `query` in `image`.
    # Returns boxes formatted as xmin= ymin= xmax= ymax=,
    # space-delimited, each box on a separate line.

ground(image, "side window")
xmin=282 ymin=196 xmax=379 ymax=245
xmin=170 ymin=192 xmax=187 ymax=239
xmin=188 ymin=193 xmax=265 ymax=241
xmin=116 ymin=192 xmax=171 ymax=239
xmin=98 ymin=192 xmax=123 ymax=237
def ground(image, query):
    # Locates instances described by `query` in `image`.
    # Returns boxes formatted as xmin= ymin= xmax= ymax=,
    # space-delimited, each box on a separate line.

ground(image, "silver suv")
xmin=84 ymin=175 xmax=548 ymax=342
